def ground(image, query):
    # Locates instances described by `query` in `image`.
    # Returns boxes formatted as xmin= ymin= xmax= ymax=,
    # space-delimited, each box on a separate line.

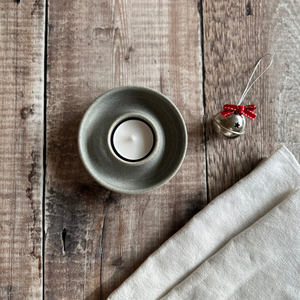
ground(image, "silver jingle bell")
xmin=213 ymin=112 xmax=246 ymax=139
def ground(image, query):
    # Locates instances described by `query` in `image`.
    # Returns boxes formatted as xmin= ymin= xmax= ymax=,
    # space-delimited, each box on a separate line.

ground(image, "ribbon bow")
xmin=221 ymin=104 xmax=257 ymax=120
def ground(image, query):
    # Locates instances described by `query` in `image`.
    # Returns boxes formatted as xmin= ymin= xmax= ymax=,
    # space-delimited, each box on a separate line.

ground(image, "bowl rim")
xmin=78 ymin=85 xmax=188 ymax=194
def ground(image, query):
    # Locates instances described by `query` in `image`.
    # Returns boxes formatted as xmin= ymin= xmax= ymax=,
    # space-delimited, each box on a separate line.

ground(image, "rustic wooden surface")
xmin=1 ymin=0 xmax=300 ymax=299
xmin=45 ymin=0 xmax=205 ymax=299
xmin=268 ymin=0 xmax=300 ymax=161
xmin=204 ymin=0 xmax=272 ymax=200
xmin=0 ymin=0 xmax=45 ymax=299
xmin=204 ymin=0 xmax=300 ymax=200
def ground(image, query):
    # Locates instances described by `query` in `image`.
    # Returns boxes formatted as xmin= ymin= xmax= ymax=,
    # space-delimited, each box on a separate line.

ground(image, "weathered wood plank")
xmin=45 ymin=0 xmax=205 ymax=299
xmin=0 ymin=0 xmax=45 ymax=299
xmin=204 ymin=0 xmax=300 ymax=201
xmin=203 ymin=0 xmax=273 ymax=201
xmin=267 ymin=1 xmax=300 ymax=161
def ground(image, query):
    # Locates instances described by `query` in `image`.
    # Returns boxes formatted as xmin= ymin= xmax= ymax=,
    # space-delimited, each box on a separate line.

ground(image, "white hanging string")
xmin=238 ymin=54 xmax=274 ymax=105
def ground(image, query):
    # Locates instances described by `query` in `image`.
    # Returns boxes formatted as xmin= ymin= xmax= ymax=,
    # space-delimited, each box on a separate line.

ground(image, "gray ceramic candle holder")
xmin=78 ymin=86 xmax=188 ymax=194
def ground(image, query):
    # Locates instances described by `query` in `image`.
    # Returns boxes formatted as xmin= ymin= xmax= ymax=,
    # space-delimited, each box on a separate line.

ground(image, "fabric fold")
xmin=160 ymin=188 xmax=300 ymax=299
xmin=107 ymin=146 xmax=300 ymax=300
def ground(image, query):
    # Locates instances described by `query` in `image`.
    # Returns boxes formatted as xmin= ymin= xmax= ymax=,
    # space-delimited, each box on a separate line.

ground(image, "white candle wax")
xmin=112 ymin=119 xmax=154 ymax=161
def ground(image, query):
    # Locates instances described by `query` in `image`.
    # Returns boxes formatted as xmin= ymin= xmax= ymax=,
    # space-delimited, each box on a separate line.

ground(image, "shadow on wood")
xmin=45 ymin=110 xmax=111 ymax=298
xmin=46 ymin=110 xmax=94 ymax=189
xmin=99 ymin=194 xmax=207 ymax=300
xmin=84 ymin=286 xmax=101 ymax=300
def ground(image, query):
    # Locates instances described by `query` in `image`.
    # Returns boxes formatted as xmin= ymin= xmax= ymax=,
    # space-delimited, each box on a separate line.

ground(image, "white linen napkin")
xmin=107 ymin=145 xmax=300 ymax=300
xmin=161 ymin=188 xmax=300 ymax=299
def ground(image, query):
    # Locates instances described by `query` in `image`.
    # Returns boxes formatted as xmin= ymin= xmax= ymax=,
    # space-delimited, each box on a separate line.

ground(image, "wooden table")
xmin=1 ymin=0 xmax=299 ymax=299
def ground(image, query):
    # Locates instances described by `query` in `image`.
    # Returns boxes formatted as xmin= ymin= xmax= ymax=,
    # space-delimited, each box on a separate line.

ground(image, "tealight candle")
xmin=112 ymin=119 xmax=155 ymax=161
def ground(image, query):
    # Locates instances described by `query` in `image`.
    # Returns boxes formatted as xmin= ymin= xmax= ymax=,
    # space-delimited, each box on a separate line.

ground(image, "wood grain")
xmin=0 ymin=0 xmax=45 ymax=299
xmin=203 ymin=0 xmax=300 ymax=201
xmin=45 ymin=0 xmax=205 ymax=299
xmin=1 ymin=0 xmax=297 ymax=298
xmin=267 ymin=1 xmax=300 ymax=161
xmin=203 ymin=0 xmax=274 ymax=201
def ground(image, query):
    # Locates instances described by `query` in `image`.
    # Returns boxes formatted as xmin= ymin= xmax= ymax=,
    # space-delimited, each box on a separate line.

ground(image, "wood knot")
xmin=21 ymin=105 xmax=34 ymax=120
xmin=6 ymin=285 xmax=12 ymax=293
xmin=111 ymin=257 xmax=123 ymax=267
xmin=125 ymin=46 xmax=134 ymax=62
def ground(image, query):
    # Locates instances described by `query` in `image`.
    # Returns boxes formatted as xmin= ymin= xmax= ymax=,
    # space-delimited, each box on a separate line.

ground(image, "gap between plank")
xmin=198 ymin=0 xmax=209 ymax=203
xmin=42 ymin=0 xmax=49 ymax=298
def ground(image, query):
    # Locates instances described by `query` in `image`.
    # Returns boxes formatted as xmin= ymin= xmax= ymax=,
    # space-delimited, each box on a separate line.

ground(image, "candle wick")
xmin=129 ymin=135 xmax=136 ymax=141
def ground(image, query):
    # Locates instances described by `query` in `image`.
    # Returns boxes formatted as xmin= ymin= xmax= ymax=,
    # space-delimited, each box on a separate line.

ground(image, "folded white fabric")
xmin=161 ymin=188 xmax=300 ymax=299
xmin=107 ymin=146 xmax=300 ymax=300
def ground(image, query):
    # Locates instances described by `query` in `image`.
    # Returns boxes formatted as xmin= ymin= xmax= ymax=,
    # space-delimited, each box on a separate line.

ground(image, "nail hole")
xmin=246 ymin=2 xmax=251 ymax=16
